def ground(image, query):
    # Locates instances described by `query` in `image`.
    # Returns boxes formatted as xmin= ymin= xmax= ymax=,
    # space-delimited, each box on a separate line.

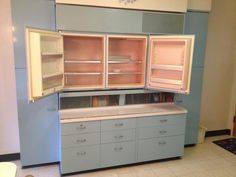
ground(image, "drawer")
xmin=137 ymin=114 xmax=186 ymax=128
xmin=137 ymin=124 xmax=185 ymax=139
xmin=61 ymin=145 xmax=100 ymax=174
xmin=101 ymin=129 xmax=135 ymax=144
xmin=101 ymin=141 xmax=136 ymax=167
xmin=62 ymin=133 xmax=100 ymax=148
xmin=61 ymin=121 xmax=100 ymax=135
xmin=101 ymin=118 xmax=136 ymax=131
xmin=137 ymin=135 xmax=185 ymax=162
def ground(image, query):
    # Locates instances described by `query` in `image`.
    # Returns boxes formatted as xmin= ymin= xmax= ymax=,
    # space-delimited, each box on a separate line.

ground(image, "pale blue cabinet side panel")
xmin=11 ymin=0 xmax=59 ymax=166
xmin=184 ymin=12 xmax=209 ymax=67
xmin=175 ymin=68 xmax=203 ymax=145
xmin=15 ymin=69 xmax=60 ymax=166
xmin=11 ymin=0 xmax=56 ymax=69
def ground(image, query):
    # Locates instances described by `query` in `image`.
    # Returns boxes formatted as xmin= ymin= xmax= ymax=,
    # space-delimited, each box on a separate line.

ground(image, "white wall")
xmin=200 ymin=0 xmax=236 ymax=131
xmin=0 ymin=0 xmax=20 ymax=154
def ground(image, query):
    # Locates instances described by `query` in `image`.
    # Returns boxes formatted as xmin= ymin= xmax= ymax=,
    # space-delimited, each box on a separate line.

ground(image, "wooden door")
xmin=147 ymin=35 xmax=195 ymax=94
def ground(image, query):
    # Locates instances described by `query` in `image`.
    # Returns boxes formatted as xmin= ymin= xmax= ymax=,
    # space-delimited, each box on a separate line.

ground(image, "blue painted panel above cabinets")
xmin=56 ymin=4 xmax=185 ymax=34
xmin=11 ymin=0 xmax=59 ymax=166
xmin=184 ymin=12 xmax=209 ymax=67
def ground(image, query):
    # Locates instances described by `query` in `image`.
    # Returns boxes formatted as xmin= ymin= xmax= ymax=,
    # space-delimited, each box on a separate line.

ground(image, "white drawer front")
xmin=61 ymin=145 xmax=100 ymax=174
xmin=61 ymin=121 xmax=100 ymax=135
xmin=62 ymin=133 xmax=100 ymax=148
xmin=101 ymin=118 xmax=136 ymax=131
xmin=137 ymin=124 xmax=185 ymax=139
xmin=101 ymin=129 xmax=136 ymax=144
xmin=137 ymin=135 xmax=185 ymax=162
xmin=137 ymin=114 xmax=186 ymax=128
xmin=101 ymin=141 xmax=136 ymax=167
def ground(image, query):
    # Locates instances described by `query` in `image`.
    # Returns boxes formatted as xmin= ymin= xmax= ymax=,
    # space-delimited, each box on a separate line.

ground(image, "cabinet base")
xmin=61 ymin=156 xmax=181 ymax=176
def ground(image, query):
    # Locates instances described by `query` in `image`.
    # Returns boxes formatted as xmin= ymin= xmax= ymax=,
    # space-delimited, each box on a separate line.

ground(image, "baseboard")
xmin=0 ymin=153 xmax=20 ymax=162
xmin=22 ymin=162 xmax=59 ymax=169
xmin=205 ymin=129 xmax=231 ymax=137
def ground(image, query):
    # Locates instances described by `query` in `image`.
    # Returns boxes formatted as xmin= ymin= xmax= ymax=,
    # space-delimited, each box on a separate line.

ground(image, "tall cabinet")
xmin=175 ymin=11 xmax=209 ymax=145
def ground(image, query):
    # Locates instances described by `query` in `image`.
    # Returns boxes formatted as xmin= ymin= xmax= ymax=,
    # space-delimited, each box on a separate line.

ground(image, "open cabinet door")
xmin=26 ymin=28 xmax=64 ymax=102
xmin=147 ymin=35 xmax=194 ymax=94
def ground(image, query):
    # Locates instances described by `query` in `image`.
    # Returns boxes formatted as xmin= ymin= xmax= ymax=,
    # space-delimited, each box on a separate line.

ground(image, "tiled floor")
xmin=13 ymin=136 xmax=236 ymax=177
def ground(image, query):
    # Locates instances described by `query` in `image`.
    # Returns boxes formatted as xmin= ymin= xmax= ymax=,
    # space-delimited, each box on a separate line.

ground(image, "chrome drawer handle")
xmin=160 ymin=119 xmax=167 ymax=123
xmin=76 ymin=124 xmax=86 ymax=130
xmin=76 ymin=139 xmax=86 ymax=143
xmin=114 ymin=122 xmax=124 ymax=127
xmin=158 ymin=141 xmax=167 ymax=145
xmin=76 ymin=151 xmax=86 ymax=156
xmin=114 ymin=147 xmax=123 ymax=151
xmin=159 ymin=130 xmax=167 ymax=134
xmin=114 ymin=135 xmax=124 ymax=139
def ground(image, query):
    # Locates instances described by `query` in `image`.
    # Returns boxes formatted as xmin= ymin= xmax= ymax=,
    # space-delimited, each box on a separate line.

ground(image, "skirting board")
xmin=205 ymin=129 xmax=231 ymax=137
xmin=0 ymin=153 xmax=20 ymax=162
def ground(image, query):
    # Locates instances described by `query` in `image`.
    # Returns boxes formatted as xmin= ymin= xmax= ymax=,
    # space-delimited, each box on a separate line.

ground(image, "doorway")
xmin=233 ymin=107 xmax=236 ymax=136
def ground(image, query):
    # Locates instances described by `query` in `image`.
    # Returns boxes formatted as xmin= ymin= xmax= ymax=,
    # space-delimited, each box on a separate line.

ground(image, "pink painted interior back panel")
xmin=152 ymin=40 xmax=186 ymax=66
xmin=151 ymin=70 xmax=182 ymax=80
xmin=108 ymin=74 xmax=144 ymax=86
xmin=63 ymin=35 xmax=105 ymax=87
xmin=108 ymin=37 xmax=146 ymax=87
xmin=64 ymin=36 xmax=104 ymax=61
xmin=109 ymin=63 xmax=143 ymax=72
xmin=65 ymin=63 xmax=103 ymax=73
xmin=65 ymin=75 xmax=103 ymax=87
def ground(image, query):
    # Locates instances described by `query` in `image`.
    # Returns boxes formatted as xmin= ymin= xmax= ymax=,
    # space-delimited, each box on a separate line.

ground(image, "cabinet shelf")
xmin=65 ymin=60 xmax=102 ymax=64
xmin=151 ymin=78 xmax=182 ymax=85
xmin=108 ymin=72 xmax=142 ymax=75
xmin=108 ymin=60 xmax=142 ymax=64
xmin=151 ymin=64 xmax=183 ymax=71
xmin=41 ymin=52 xmax=63 ymax=57
xmin=42 ymin=73 xmax=64 ymax=79
xmin=65 ymin=72 xmax=103 ymax=75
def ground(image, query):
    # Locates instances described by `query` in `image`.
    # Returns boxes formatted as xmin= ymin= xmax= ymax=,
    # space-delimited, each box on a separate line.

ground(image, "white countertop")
xmin=60 ymin=103 xmax=187 ymax=123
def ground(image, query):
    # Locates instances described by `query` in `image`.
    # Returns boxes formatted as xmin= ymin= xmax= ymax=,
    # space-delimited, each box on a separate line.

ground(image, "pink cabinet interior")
xmin=63 ymin=35 xmax=105 ymax=89
xmin=107 ymin=36 xmax=147 ymax=88
xmin=148 ymin=36 xmax=194 ymax=93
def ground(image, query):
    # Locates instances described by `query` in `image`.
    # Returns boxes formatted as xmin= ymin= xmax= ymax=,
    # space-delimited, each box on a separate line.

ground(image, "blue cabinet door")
xmin=175 ymin=68 xmax=203 ymax=145
xmin=184 ymin=12 xmax=209 ymax=67
xmin=11 ymin=0 xmax=59 ymax=166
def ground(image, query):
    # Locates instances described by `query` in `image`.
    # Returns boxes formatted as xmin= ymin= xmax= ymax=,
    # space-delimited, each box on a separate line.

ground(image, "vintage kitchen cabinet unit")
xmin=26 ymin=28 xmax=194 ymax=101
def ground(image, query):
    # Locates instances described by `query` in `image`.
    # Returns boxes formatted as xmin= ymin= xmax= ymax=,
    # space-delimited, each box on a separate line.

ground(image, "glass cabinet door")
xmin=26 ymin=28 xmax=64 ymax=102
xmin=147 ymin=35 xmax=194 ymax=94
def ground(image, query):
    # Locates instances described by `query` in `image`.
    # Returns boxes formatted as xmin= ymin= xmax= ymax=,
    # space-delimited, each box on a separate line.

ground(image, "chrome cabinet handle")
xmin=159 ymin=130 xmax=167 ymax=134
xmin=160 ymin=119 xmax=167 ymax=123
xmin=114 ymin=122 xmax=124 ymax=127
xmin=76 ymin=151 xmax=86 ymax=156
xmin=76 ymin=124 xmax=86 ymax=130
xmin=114 ymin=135 xmax=124 ymax=139
xmin=158 ymin=141 xmax=167 ymax=145
xmin=76 ymin=139 xmax=86 ymax=143
xmin=114 ymin=147 xmax=123 ymax=151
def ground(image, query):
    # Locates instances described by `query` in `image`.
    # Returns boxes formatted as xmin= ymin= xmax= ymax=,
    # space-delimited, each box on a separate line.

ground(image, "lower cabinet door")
xmin=61 ymin=145 xmax=100 ymax=174
xmin=137 ymin=135 xmax=185 ymax=162
xmin=101 ymin=141 xmax=136 ymax=168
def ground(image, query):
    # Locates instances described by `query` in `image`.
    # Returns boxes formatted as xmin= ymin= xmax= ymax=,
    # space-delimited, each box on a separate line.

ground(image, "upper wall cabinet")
xmin=56 ymin=0 xmax=188 ymax=13
xmin=147 ymin=35 xmax=194 ymax=94
xmin=26 ymin=28 xmax=194 ymax=101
